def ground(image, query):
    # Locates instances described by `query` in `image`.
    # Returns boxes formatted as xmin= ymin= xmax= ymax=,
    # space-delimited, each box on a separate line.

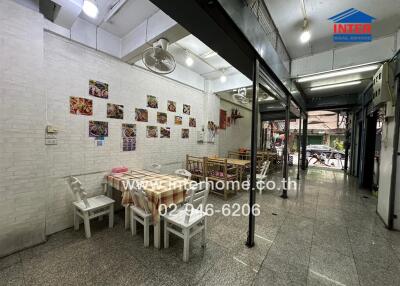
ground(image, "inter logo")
xmin=328 ymin=8 xmax=375 ymax=42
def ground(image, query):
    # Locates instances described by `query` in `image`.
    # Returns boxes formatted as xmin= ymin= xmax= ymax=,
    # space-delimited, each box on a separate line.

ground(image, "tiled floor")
xmin=2 ymin=168 xmax=400 ymax=285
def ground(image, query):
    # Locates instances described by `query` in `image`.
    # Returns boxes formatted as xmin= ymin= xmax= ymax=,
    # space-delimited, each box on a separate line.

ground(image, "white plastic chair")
xmin=175 ymin=169 xmax=192 ymax=180
xmin=163 ymin=182 xmax=209 ymax=262
xmin=146 ymin=163 xmax=162 ymax=174
xmin=247 ymin=160 xmax=270 ymax=194
xmin=67 ymin=176 xmax=115 ymax=238
xmin=129 ymin=182 xmax=153 ymax=247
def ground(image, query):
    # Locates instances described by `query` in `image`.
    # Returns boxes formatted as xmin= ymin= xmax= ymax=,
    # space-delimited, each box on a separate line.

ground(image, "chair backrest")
xmin=259 ymin=160 xmax=271 ymax=177
xmin=67 ymin=176 xmax=90 ymax=207
xmin=128 ymin=181 xmax=151 ymax=214
xmin=205 ymin=158 xmax=228 ymax=178
xmin=175 ymin=169 xmax=192 ymax=180
xmin=186 ymin=155 xmax=206 ymax=177
xmin=227 ymin=151 xmax=240 ymax=159
xmin=146 ymin=163 xmax=161 ymax=174
xmin=184 ymin=182 xmax=209 ymax=224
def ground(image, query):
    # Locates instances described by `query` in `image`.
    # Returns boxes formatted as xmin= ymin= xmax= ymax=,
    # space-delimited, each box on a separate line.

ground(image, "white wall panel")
xmin=291 ymin=50 xmax=333 ymax=77
xmin=97 ymin=28 xmax=121 ymax=58
xmin=70 ymin=17 xmax=96 ymax=49
xmin=334 ymin=36 xmax=395 ymax=69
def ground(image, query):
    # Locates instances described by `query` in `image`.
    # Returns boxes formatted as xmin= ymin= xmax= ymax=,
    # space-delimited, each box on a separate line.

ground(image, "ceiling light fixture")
xmin=298 ymin=64 xmax=379 ymax=83
xmin=202 ymin=51 xmax=218 ymax=59
xmin=310 ymin=81 xmax=362 ymax=91
xmin=300 ymin=19 xmax=311 ymax=43
xmin=220 ymin=74 xmax=227 ymax=83
xmin=82 ymin=0 xmax=99 ymax=18
xmin=185 ymin=51 xmax=194 ymax=67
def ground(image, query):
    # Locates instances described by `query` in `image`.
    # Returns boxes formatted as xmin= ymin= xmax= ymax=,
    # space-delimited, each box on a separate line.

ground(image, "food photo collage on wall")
xmin=69 ymin=80 xmax=197 ymax=150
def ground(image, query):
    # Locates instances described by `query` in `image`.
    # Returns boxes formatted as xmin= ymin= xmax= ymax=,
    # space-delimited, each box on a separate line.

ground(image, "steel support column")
xmin=246 ymin=58 xmax=259 ymax=247
xmin=281 ymin=95 xmax=290 ymax=199
xmin=344 ymin=112 xmax=350 ymax=171
xmin=297 ymin=116 xmax=302 ymax=180
xmin=301 ymin=116 xmax=308 ymax=170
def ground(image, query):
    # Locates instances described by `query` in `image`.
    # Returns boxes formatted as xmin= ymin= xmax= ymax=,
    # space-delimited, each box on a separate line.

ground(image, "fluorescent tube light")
xmin=310 ymin=81 xmax=361 ymax=91
xmin=298 ymin=65 xmax=379 ymax=83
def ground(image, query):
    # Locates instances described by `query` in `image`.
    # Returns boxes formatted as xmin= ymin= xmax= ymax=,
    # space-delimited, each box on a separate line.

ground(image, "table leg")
xmin=154 ymin=221 xmax=161 ymax=249
xmin=125 ymin=206 xmax=130 ymax=230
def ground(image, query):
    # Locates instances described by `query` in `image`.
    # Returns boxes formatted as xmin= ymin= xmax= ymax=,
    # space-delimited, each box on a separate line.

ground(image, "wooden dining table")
xmin=105 ymin=169 xmax=192 ymax=248
xmin=208 ymin=156 xmax=251 ymax=183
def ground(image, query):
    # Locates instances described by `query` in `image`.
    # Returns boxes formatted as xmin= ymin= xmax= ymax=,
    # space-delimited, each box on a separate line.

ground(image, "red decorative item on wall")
xmin=220 ymin=109 xmax=227 ymax=129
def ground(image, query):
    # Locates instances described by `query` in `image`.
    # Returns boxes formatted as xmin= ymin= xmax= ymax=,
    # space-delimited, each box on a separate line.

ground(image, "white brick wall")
xmin=0 ymin=0 xmax=46 ymax=256
xmin=0 ymin=1 xmax=220 ymax=256
xmin=43 ymin=32 xmax=219 ymax=235
xmin=218 ymin=100 xmax=252 ymax=157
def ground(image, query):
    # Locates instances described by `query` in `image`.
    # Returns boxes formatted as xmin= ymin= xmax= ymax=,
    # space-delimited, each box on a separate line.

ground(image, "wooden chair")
xmin=175 ymin=169 xmax=192 ymax=180
xmin=227 ymin=151 xmax=240 ymax=159
xmin=205 ymin=158 xmax=238 ymax=200
xmin=163 ymin=182 xmax=209 ymax=262
xmin=186 ymin=155 xmax=206 ymax=181
xmin=247 ymin=160 xmax=271 ymax=194
xmin=129 ymin=182 xmax=153 ymax=247
xmin=67 ymin=176 xmax=114 ymax=238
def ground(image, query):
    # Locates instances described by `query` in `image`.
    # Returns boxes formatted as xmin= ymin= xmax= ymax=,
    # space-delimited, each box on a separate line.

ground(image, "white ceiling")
xmin=80 ymin=0 xmax=159 ymax=37
xmin=169 ymin=34 xmax=238 ymax=80
xmin=265 ymin=0 xmax=400 ymax=59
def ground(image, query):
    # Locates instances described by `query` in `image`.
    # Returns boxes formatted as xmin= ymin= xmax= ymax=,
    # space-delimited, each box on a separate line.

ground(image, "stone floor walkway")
xmin=1 ymin=168 xmax=400 ymax=285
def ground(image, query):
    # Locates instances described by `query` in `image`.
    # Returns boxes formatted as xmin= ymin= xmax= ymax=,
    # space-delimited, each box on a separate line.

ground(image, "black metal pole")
xmin=301 ymin=116 xmax=308 ymax=170
xmin=297 ymin=116 xmax=302 ymax=180
xmin=344 ymin=112 xmax=350 ymax=171
xmin=281 ymin=94 xmax=290 ymax=199
xmin=246 ymin=58 xmax=259 ymax=247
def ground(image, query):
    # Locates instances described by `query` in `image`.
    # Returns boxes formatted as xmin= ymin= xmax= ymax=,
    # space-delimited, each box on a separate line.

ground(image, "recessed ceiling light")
xmin=298 ymin=65 xmax=379 ymax=83
xmin=202 ymin=51 xmax=218 ymax=59
xmin=82 ymin=0 xmax=99 ymax=18
xmin=185 ymin=56 xmax=194 ymax=67
xmin=310 ymin=81 xmax=362 ymax=91
xmin=300 ymin=30 xmax=311 ymax=43
xmin=220 ymin=74 xmax=227 ymax=83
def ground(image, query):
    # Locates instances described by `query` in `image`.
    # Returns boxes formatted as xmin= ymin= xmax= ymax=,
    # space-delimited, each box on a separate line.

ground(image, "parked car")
xmin=306 ymin=144 xmax=345 ymax=159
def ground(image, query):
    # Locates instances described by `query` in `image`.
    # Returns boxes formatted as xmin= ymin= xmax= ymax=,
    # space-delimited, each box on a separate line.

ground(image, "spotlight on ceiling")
xmin=185 ymin=56 xmax=194 ymax=67
xmin=310 ymin=81 xmax=362 ymax=91
xmin=220 ymin=74 xmax=227 ymax=83
xmin=300 ymin=19 xmax=311 ymax=43
xmin=83 ymin=0 xmax=99 ymax=18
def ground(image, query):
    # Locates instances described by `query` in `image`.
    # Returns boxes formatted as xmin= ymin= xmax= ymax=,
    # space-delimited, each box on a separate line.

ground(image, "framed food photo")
xmin=167 ymin=100 xmax=176 ymax=112
xmin=107 ymin=103 xmax=124 ymax=119
xmin=181 ymin=129 xmax=189 ymax=139
xmin=147 ymin=95 xmax=158 ymax=109
xmin=89 ymin=80 xmax=108 ymax=99
xmin=157 ymin=112 xmax=167 ymax=124
xmin=135 ymin=108 xmax=148 ymax=122
xmin=219 ymin=109 xmax=227 ymax=129
xmin=70 ymin=96 xmax=93 ymax=116
xmin=174 ymin=116 xmax=182 ymax=125
xmin=189 ymin=118 xmax=196 ymax=127
xmin=89 ymin=121 xmax=108 ymax=137
xmin=146 ymin=126 xmax=158 ymax=138
xmin=160 ymin=127 xmax=171 ymax=138
xmin=122 ymin=124 xmax=136 ymax=151
xmin=183 ymin=104 xmax=190 ymax=115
